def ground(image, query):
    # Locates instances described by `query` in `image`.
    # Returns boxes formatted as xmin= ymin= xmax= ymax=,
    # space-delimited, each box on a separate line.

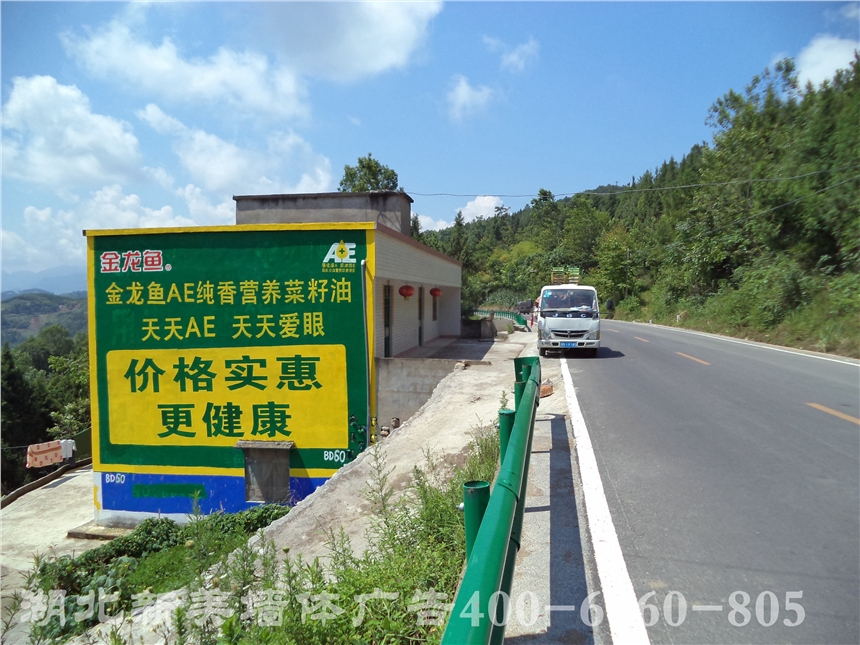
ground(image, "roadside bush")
xmin=215 ymin=428 xmax=500 ymax=645
xmin=25 ymin=504 xmax=288 ymax=641
xmin=48 ymin=428 xmax=503 ymax=644
xmin=614 ymin=295 xmax=642 ymax=319
xmin=482 ymin=288 xmax=523 ymax=310
xmin=730 ymin=256 xmax=808 ymax=328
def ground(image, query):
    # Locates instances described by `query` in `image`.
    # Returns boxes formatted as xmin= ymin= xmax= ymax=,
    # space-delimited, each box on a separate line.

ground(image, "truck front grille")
xmin=552 ymin=330 xmax=586 ymax=339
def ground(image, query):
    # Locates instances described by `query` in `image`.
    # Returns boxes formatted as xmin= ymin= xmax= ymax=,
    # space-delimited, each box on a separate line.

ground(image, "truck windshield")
xmin=541 ymin=289 xmax=595 ymax=310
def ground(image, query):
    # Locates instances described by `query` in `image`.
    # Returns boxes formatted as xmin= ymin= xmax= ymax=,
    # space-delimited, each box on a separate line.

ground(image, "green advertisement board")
xmin=87 ymin=224 xmax=372 ymax=478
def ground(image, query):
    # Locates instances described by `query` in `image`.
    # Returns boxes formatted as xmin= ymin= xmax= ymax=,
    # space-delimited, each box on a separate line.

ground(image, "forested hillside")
xmin=1 ymin=325 xmax=90 ymax=493
xmin=416 ymin=57 xmax=859 ymax=357
xmin=1 ymin=292 xmax=87 ymax=347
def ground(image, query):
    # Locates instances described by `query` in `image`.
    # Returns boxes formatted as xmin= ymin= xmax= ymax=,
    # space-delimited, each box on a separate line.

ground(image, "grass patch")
xmin=13 ymin=504 xmax=288 ymax=642
xmin=28 ymin=426 xmax=502 ymax=644
xmin=617 ymin=271 xmax=860 ymax=358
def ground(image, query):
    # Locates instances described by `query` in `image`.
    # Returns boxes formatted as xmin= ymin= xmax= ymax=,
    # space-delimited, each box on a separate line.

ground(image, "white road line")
xmin=561 ymin=360 xmax=650 ymax=645
xmin=610 ymin=321 xmax=858 ymax=366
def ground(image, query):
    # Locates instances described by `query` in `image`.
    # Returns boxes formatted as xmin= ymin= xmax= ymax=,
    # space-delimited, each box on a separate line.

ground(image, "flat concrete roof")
xmin=233 ymin=190 xmax=414 ymax=203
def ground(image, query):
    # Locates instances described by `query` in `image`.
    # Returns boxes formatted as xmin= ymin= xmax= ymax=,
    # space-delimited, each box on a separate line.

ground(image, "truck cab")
xmin=536 ymin=284 xmax=600 ymax=357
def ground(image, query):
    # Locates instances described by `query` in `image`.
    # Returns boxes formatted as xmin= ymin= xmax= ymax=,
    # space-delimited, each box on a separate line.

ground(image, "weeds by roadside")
xmin=9 ymin=504 xmax=288 ymax=643
xmin=7 ymin=427 xmax=500 ymax=644
xmin=610 ymin=272 xmax=860 ymax=358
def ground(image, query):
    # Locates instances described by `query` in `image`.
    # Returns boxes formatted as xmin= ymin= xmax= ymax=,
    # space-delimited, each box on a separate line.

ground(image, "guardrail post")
xmin=513 ymin=380 xmax=525 ymax=409
xmin=498 ymin=409 xmax=515 ymax=465
xmin=513 ymin=356 xmax=533 ymax=384
xmin=463 ymin=480 xmax=491 ymax=561
xmin=490 ymin=397 xmax=537 ymax=644
xmin=442 ymin=356 xmax=541 ymax=645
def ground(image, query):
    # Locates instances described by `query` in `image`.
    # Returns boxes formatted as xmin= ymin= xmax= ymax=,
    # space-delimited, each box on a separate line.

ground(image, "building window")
xmin=236 ymin=440 xmax=293 ymax=503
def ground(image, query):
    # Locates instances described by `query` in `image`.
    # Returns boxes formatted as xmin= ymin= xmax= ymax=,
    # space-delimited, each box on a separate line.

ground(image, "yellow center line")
xmin=676 ymin=352 xmax=710 ymax=365
xmin=605 ymin=329 xmax=620 ymax=333
xmin=806 ymin=403 xmax=860 ymax=425
xmin=634 ymin=336 xmax=649 ymax=343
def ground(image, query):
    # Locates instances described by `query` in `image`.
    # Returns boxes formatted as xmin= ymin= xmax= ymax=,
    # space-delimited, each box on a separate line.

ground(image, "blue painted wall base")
xmin=100 ymin=472 xmax=328 ymax=515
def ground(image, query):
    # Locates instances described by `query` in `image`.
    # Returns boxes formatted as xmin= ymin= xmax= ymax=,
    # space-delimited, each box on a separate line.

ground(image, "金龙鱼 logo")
xmin=100 ymin=250 xmax=169 ymax=273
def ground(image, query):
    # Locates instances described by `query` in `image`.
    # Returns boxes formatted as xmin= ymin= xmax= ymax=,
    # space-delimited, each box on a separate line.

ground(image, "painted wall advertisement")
xmin=87 ymin=225 xmax=372 ymax=518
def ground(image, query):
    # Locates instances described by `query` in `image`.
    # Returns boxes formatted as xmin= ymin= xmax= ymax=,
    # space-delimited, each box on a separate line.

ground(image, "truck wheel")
xmin=539 ymin=347 xmax=546 ymax=357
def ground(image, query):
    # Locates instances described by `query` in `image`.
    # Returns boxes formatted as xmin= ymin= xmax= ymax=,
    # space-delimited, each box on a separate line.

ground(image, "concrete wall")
xmin=374 ymin=280 xmax=463 ymax=357
xmin=390 ymin=281 xmax=419 ymax=356
xmin=375 ymin=228 xmax=461 ymax=286
xmin=375 ymin=357 xmax=458 ymax=431
xmin=375 ymin=227 xmax=461 ymax=357
xmin=234 ymin=192 xmax=413 ymax=237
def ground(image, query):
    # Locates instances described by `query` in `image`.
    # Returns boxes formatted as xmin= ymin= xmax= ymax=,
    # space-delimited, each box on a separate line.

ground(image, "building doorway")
xmin=418 ymin=286 xmax=424 ymax=346
xmin=383 ymin=285 xmax=392 ymax=357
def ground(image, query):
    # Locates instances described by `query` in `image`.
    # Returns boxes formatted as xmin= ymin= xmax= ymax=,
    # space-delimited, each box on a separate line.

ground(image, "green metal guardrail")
xmin=471 ymin=309 xmax=529 ymax=327
xmin=442 ymin=355 xmax=541 ymax=645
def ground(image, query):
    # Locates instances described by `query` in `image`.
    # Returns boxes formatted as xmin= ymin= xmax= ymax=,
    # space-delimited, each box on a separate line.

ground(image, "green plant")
xmin=24 ymin=429 xmax=502 ymax=644
xmin=26 ymin=505 xmax=288 ymax=641
xmin=0 ymin=589 xmax=24 ymax=645
xmin=817 ymin=322 xmax=843 ymax=353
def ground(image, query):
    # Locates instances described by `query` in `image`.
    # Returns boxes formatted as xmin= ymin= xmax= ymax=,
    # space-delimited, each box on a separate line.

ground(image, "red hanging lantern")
xmin=399 ymin=285 xmax=415 ymax=300
xmin=430 ymin=287 xmax=442 ymax=298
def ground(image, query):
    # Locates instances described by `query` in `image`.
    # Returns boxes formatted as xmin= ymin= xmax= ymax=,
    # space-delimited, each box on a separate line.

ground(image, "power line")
xmin=663 ymin=173 xmax=860 ymax=249
xmin=406 ymin=166 xmax=860 ymax=200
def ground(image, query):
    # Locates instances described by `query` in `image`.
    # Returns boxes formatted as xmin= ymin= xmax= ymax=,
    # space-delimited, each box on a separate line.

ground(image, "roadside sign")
xmin=87 ymin=224 xmax=371 ymax=484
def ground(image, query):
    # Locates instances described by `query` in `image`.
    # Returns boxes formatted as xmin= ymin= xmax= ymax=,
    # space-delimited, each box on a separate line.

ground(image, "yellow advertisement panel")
xmin=106 ymin=344 xmax=347 ymax=449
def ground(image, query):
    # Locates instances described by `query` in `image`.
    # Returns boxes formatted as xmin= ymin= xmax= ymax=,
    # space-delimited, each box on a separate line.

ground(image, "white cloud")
xmin=62 ymin=19 xmax=309 ymax=119
xmin=840 ymin=3 xmax=859 ymax=21
xmin=2 ymin=186 xmax=195 ymax=273
xmin=256 ymin=3 xmax=442 ymax=82
xmin=483 ymin=36 xmax=504 ymax=53
xmin=137 ymin=105 xmax=332 ymax=195
xmin=137 ymin=104 xmax=185 ymax=136
xmin=175 ymin=185 xmax=235 ymax=226
xmin=144 ymin=166 xmax=175 ymax=191
xmin=415 ymin=196 xmax=504 ymax=232
xmin=502 ymin=39 xmax=539 ymax=73
xmin=483 ymin=36 xmax=539 ymax=73
xmin=796 ymin=34 xmax=859 ymax=87
xmin=2 ymin=76 xmax=140 ymax=189
xmin=447 ymin=75 xmax=494 ymax=122
xmin=417 ymin=214 xmax=452 ymax=231
xmin=459 ymin=196 xmax=504 ymax=223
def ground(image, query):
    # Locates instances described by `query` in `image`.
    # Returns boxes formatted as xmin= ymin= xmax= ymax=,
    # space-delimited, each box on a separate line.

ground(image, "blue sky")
xmin=2 ymin=1 xmax=858 ymax=275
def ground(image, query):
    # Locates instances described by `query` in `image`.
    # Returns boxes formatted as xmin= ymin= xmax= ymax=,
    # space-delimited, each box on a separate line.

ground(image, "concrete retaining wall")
xmin=461 ymin=318 xmax=498 ymax=339
xmin=375 ymin=357 xmax=458 ymax=432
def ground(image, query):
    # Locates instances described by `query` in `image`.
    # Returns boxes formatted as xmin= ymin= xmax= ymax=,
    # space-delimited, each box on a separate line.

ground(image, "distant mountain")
xmin=1 ymin=292 xmax=87 ymax=347
xmin=2 ymin=265 xmax=87 ymax=296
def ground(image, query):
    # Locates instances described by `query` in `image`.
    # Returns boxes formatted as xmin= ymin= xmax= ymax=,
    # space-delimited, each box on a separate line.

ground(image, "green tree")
xmin=338 ymin=153 xmax=400 ymax=192
xmin=1 ymin=345 xmax=54 ymax=493
xmin=46 ymin=336 xmax=91 ymax=439
xmin=448 ymin=211 xmax=466 ymax=261
xmin=13 ymin=324 xmax=75 ymax=373
xmin=559 ymin=197 xmax=611 ymax=269
xmin=589 ymin=223 xmax=632 ymax=302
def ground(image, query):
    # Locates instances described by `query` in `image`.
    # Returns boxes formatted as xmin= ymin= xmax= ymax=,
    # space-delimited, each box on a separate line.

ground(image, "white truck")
xmin=536 ymin=284 xmax=600 ymax=357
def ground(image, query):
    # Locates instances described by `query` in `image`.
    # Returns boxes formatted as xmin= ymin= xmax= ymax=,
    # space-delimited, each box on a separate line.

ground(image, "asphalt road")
xmin=562 ymin=321 xmax=859 ymax=645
